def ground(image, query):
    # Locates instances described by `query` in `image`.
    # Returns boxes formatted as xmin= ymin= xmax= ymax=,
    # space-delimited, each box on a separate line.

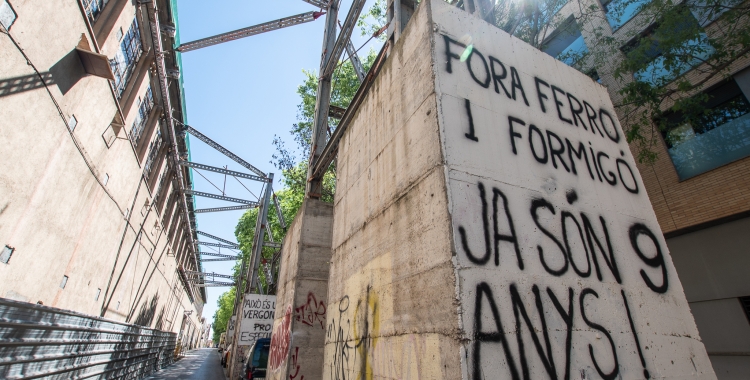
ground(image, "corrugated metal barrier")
xmin=0 ymin=298 xmax=177 ymax=379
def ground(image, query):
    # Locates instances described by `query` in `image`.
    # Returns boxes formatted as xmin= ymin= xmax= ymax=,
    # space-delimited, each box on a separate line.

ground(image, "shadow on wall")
xmin=132 ymin=293 xmax=160 ymax=328
xmin=0 ymin=48 xmax=90 ymax=97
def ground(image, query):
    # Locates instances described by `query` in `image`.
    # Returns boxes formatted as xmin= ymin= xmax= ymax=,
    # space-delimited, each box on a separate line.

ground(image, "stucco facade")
xmin=0 ymin=0 xmax=204 ymax=342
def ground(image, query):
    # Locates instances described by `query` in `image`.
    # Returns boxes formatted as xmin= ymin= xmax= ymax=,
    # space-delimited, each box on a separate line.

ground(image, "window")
xmin=0 ymin=0 xmax=16 ymax=30
xmin=110 ymin=18 xmax=143 ymax=98
xmin=143 ymin=130 xmax=163 ymax=177
xmin=661 ymin=80 xmax=750 ymax=179
xmin=82 ymin=0 xmax=109 ymax=24
xmin=68 ymin=115 xmax=78 ymax=132
xmin=601 ymin=0 xmax=650 ymax=31
xmin=130 ymin=86 xmax=154 ymax=146
xmin=0 ymin=245 xmax=14 ymax=264
xmin=95 ymin=288 xmax=101 ymax=301
xmin=625 ymin=10 xmax=714 ymax=86
xmin=60 ymin=275 xmax=69 ymax=289
xmin=543 ymin=18 xmax=589 ymax=66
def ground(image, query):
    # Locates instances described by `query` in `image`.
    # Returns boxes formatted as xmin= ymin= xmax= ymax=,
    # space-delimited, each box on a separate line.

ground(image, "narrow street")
xmin=146 ymin=349 xmax=227 ymax=380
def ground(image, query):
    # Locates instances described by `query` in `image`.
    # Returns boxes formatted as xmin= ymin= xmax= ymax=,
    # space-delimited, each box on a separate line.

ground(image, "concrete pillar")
xmin=268 ymin=199 xmax=334 ymax=380
xmin=324 ymin=1 xmax=716 ymax=379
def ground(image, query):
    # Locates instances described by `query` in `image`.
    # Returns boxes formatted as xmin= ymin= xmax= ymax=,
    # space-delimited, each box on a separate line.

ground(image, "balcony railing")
xmin=130 ymin=86 xmax=154 ymax=146
xmin=557 ymin=34 xmax=589 ymax=66
xmin=667 ymin=112 xmax=750 ymax=179
xmin=143 ymin=130 xmax=163 ymax=178
xmin=111 ymin=18 xmax=143 ymax=98
xmin=82 ymin=0 xmax=109 ymax=24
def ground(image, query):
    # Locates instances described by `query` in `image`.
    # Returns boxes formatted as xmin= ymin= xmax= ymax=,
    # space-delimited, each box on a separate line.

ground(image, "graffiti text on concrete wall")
xmin=269 ymin=306 xmax=293 ymax=371
xmin=459 ymin=182 xmax=667 ymax=379
xmin=295 ymin=292 xmax=327 ymax=329
xmin=327 ymin=286 xmax=388 ymax=380
xmin=444 ymin=35 xmax=640 ymax=195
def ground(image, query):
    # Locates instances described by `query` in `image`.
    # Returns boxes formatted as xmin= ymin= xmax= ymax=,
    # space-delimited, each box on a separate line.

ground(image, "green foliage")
xmin=358 ymin=0 xmax=388 ymax=39
xmin=211 ymin=289 xmax=235 ymax=343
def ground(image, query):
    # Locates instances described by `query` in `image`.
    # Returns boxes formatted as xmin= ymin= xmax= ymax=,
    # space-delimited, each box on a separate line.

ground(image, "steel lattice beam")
xmin=200 ymin=258 xmax=238 ymax=262
xmin=200 ymin=251 xmax=238 ymax=259
xmin=311 ymin=43 xmax=389 ymax=181
xmin=196 ymin=231 xmax=238 ymax=247
xmin=328 ymin=105 xmax=347 ymax=119
xmin=185 ymin=126 xmax=266 ymax=178
xmin=177 ymin=11 xmax=324 ymax=53
xmin=179 ymin=161 xmax=269 ymax=183
xmin=264 ymin=242 xmax=282 ymax=249
xmin=185 ymin=271 xmax=234 ymax=279
xmin=321 ymin=0 xmax=366 ymax=79
xmin=195 ymin=281 xmax=236 ymax=287
xmin=183 ymin=189 xmax=258 ymax=205
xmin=273 ymin=192 xmax=287 ymax=230
xmin=198 ymin=241 xmax=239 ymax=249
xmin=302 ymin=0 xmax=328 ymax=8
xmin=194 ymin=205 xmax=257 ymax=213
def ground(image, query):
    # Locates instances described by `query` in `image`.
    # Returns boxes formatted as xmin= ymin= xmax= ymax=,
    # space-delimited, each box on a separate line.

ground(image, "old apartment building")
xmin=532 ymin=0 xmax=750 ymax=376
xmin=0 ymin=0 xmax=204 ymax=347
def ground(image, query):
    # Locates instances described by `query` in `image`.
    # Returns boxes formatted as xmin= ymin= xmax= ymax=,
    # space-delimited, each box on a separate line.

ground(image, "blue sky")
xmin=175 ymin=0 xmax=381 ymax=324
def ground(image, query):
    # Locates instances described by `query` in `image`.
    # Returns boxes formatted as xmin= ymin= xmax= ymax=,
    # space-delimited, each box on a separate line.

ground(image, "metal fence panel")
xmin=0 ymin=298 xmax=177 ymax=379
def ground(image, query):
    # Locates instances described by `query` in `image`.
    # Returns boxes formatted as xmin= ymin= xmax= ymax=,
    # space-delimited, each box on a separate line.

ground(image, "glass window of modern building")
xmin=661 ymin=80 xmax=750 ymax=180
xmin=602 ymin=0 xmax=650 ymax=31
xmin=543 ymin=18 xmax=589 ymax=66
xmin=624 ymin=11 xmax=714 ymax=86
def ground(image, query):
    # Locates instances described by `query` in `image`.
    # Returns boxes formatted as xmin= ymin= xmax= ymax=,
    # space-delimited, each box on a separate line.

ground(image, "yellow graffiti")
xmin=352 ymin=289 xmax=379 ymax=380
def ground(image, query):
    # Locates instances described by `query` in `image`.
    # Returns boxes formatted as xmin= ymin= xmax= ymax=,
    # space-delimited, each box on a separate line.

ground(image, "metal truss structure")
xmin=177 ymin=11 xmax=326 ymax=53
xmin=198 ymin=241 xmax=239 ymax=249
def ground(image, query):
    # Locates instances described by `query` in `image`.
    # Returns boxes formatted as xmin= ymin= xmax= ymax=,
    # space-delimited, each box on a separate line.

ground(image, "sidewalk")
xmin=145 ymin=348 xmax=227 ymax=380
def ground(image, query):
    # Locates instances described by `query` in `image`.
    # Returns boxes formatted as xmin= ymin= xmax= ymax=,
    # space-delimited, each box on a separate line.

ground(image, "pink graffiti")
xmin=295 ymin=292 xmax=327 ymax=329
xmin=289 ymin=346 xmax=304 ymax=380
xmin=269 ymin=306 xmax=292 ymax=370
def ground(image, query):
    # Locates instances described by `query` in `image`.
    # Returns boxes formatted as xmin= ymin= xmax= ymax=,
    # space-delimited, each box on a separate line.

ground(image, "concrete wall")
xmin=668 ymin=217 xmax=750 ymax=378
xmin=325 ymin=0 xmax=715 ymax=379
xmin=325 ymin=1 xmax=460 ymax=379
xmin=0 ymin=0 xmax=202 ymax=335
xmin=268 ymin=199 xmax=333 ymax=380
xmin=433 ymin=0 xmax=713 ymax=377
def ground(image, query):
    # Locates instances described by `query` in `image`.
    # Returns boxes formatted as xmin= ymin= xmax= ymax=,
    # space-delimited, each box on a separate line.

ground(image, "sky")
xmin=175 ymin=0 xmax=382 ymax=324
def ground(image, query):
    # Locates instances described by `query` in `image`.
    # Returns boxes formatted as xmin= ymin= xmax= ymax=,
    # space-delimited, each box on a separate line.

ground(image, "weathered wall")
xmin=431 ymin=0 xmax=714 ymax=378
xmin=325 ymin=1 xmax=461 ymax=379
xmin=0 ymin=0 xmax=202 ymax=336
xmin=268 ymin=199 xmax=333 ymax=380
xmin=325 ymin=0 xmax=715 ymax=379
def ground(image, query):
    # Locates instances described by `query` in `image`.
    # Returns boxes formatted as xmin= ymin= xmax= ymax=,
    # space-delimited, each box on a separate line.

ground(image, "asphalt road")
xmin=145 ymin=348 xmax=227 ymax=380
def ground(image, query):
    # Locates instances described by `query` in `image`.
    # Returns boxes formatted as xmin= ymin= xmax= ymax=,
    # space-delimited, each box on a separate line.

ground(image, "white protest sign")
xmin=238 ymin=293 xmax=276 ymax=346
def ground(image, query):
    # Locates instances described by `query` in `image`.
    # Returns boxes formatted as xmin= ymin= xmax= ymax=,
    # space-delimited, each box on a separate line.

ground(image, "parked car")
xmin=241 ymin=338 xmax=270 ymax=380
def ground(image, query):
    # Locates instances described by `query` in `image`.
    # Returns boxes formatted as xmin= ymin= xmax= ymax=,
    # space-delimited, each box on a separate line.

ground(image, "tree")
xmin=212 ymin=289 xmax=235 ymax=343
